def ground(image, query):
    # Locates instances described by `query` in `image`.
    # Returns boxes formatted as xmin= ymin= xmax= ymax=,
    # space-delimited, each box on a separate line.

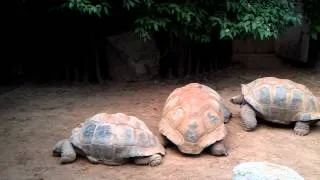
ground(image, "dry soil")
xmin=0 ymin=67 xmax=319 ymax=180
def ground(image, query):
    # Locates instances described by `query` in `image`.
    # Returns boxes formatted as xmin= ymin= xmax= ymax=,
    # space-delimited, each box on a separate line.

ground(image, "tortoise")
xmin=158 ymin=83 xmax=232 ymax=156
xmin=53 ymin=112 xmax=166 ymax=166
xmin=230 ymin=77 xmax=320 ymax=136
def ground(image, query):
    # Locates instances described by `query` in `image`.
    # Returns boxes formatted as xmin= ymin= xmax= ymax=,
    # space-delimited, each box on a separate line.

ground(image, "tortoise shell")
xmin=242 ymin=77 xmax=320 ymax=124
xmin=159 ymin=83 xmax=227 ymax=154
xmin=70 ymin=113 xmax=165 ymax=163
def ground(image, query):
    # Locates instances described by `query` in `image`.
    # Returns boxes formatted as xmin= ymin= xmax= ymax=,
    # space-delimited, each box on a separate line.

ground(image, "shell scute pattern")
xmin=94 ymin=124 xmax=113 ymax=145
xmin=70 ymin=113 xmax=165 ymax=162
xmin=256 ymin=86 xmax=270 ymax=104
xmin=291 ymin=90 xmax=303 ymax=108
xmin=159 ymin=83 xmax=228 ymax=154
xmin=82 ymin=123 xmax=96 ymax=144
xmin=242 ymin=77 xmax=320 ymax=122
xmin=274 ymin=85 xmax=287 ymax=106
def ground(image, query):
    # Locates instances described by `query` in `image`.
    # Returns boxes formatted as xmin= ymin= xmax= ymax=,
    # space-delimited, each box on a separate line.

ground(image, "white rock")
xmin=232 ymin=162 xmax=304 ymax=180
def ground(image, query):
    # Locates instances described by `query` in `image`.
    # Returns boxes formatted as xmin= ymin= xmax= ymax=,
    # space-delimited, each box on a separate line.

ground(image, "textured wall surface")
xmin=106 ymin=32 xmax=160 ymax=81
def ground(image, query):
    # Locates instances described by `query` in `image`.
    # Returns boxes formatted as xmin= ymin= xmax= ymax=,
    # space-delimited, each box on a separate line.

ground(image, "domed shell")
xmin=242 ymin=77 xmax=320 ymax=124
xmin=159 ymin=83 xmax=227 ymax=154
xmin=70 ymin=113 xmax=165 ymax=162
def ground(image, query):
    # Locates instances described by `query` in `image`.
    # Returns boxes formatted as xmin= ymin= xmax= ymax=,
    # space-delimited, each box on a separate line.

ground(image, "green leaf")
xmin=243 ymin=14 xmax=252 ymax=21
xmin=226 ymin=1 xmax=230 ymax=11
xmin=259 ymin=31 xmax=264 ymax=40
xmin=104 ymin=7 xmax=109 ymax=15
xmin=154 ymin=23 xmax=159 ymax=31
xmin=231 ymin=29 xmax=238 ymax=37
xmin=186 ymin=14 xmax=191 ymax=22
xmin=83 ymin=0 xmax=90 ymax=4
xmin=311 ymin=33 xmax=318 ymax=40
xmin=220 ymin=30 xmax=225 ymax=39
xmin=273 ymin=33 xmax=278 ymax=39
xmin=244 ymin=25 xmax=249 ymax=33
xmin=252 ymin=22 xmax=257 ymax=30
xmin=68 ymin=3 xmax=74 ymax=9
xmin=226 ymin=32 xmax=233 ymax=39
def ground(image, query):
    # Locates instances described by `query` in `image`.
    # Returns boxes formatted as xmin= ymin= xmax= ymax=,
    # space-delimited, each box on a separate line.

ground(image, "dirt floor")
xmin=0 ymin=66 xmax=319 ymax=180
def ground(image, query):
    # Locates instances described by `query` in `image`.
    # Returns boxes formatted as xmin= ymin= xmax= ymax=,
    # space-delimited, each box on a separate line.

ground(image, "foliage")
xmin=60 ymin=0 xmax=111 ymax=16
xmin=302 ymin=0 xmax=320 ymax=39
xmin=224 ymin=0 xmax=301 ymax=40
xmin=58 ymin=0 xmax=302 ymax=42
xmin=127 ymin=0 xmax=302 ymax=42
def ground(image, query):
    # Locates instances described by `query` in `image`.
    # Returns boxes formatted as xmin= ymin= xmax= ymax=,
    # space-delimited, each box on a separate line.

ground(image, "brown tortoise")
xmin=53 ymin=113 xmax=165 ymax=166
xmin=231 ymin=77 xmax=320 ymax=136
xmin=158 ymin=83 xmax=232 ymax=156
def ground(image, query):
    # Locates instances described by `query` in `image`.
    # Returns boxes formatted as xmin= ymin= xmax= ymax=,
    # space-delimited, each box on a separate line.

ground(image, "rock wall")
xmin=106 ymin=32 xmax=160 ymax=82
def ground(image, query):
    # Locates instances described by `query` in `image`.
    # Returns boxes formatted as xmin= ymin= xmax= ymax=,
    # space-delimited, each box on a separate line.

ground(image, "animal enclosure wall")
xmin=231 ymin=0 xmax=311 ymax=69
xmin=231 ymin=39 xmax=283 ymax=69
xmin=275 ymin=0 xmax=310 ymax=63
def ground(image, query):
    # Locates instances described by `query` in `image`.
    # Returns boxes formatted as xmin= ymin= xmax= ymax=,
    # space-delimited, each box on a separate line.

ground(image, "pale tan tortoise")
xmin=53 ymin=112 xmax=165 ymax=166
xmin=230 ymin=77 xmax=320 ymax=136
xmin=158 ymin=83 xmax=232 ymax=156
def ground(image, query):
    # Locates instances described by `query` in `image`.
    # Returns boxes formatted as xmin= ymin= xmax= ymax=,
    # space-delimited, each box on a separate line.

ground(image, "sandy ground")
xmin=0 ymin=67 xmax=319 ymax=180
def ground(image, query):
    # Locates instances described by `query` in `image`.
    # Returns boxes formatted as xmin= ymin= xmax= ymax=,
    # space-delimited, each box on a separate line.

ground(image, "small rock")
xmin=232 ymin=162 xmax=304 ymax=180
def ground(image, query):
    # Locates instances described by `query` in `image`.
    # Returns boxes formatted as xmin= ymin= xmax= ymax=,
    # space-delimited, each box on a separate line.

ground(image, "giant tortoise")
xmin=53 ymin=112 xmax=165 ymax=166
xmin=231 ymin=77 xmax=320 ymax=135
xmin=158 ymin=83 xmax=232 ymax=156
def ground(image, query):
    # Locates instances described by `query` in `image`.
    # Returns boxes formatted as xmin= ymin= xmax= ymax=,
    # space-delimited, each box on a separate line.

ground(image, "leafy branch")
xmin=55 ymin=0 xmax=303 ymax=42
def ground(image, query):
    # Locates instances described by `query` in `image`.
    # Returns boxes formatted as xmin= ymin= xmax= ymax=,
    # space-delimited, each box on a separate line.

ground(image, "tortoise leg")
xmin=209 ymin=140 xmax=228 ymax=156
xmin=134 ymin=154 xmax=162 ymax=166
xmin=87 ymin=156 xmax=99 ymax=164
xmin=240 ymin=104 xmax=258 ymax=131
xmin=221 ymin=104 xmax=232 ymax=123
xmin=294 ymin=121 xmax=310 ymax=136
xmin=53 ymin=139 xmax=77 ymax=164
xmin=52 ymin=139 xmax=64 ymax=157
xmin=230 ymin=94 xmax=245 ymax=105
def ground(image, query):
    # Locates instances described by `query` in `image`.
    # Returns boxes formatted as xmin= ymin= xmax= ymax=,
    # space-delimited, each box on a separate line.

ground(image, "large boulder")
xmin=232 ymin=162 xmax=304 ymax=180
xmin=106 ymin=32 xmax=160 ymax=82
